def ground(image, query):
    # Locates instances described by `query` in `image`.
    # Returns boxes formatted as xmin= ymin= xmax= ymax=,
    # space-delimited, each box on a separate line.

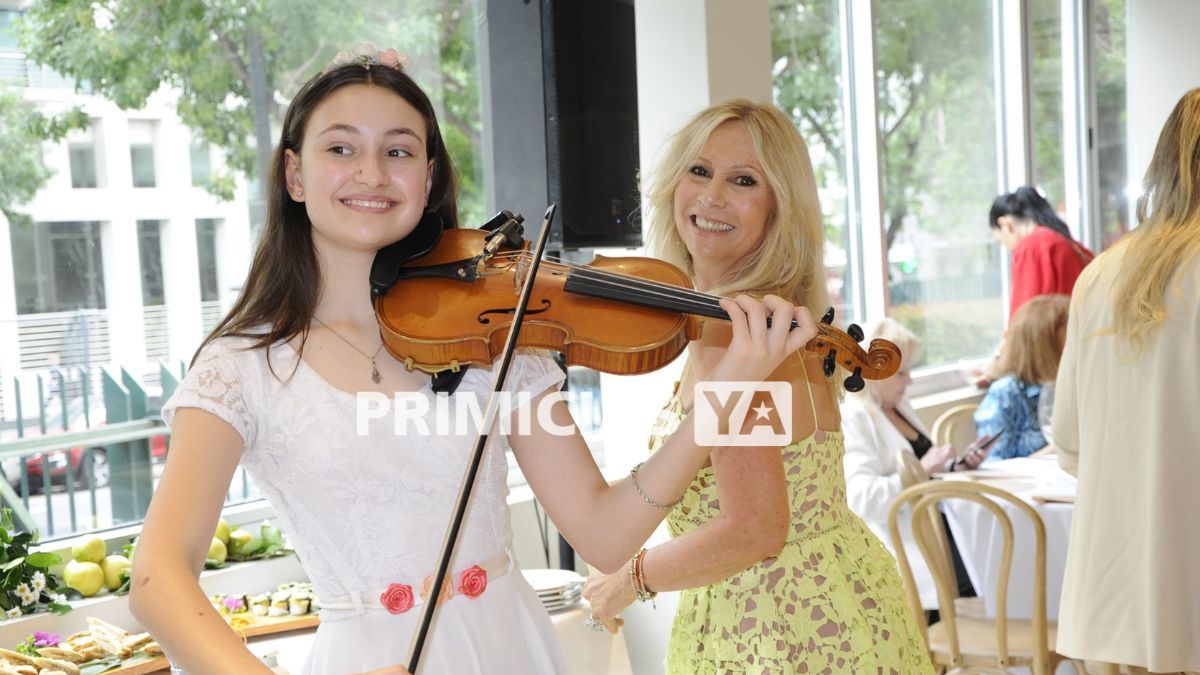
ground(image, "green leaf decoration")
xmin=25 ymin=551 xmax=61 ymax=568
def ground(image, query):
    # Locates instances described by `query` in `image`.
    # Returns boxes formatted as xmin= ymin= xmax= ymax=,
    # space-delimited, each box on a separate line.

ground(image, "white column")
xmin=634 ymin=0 xmax=772 ymax=175
xmin=95 ymin=115 xmax=147 ymax=370
xmin=215 ymin=198 xmax=252 ymax=313
xmin=99 ymin=217 xmax=147 ymax=370
xmin=0 ymin=211 xmax=20 ymax=419
xmin=162 ymin=217 xmax=203 ymax=365
xmin=1126 ymin=0 xmax=1200 ymax=213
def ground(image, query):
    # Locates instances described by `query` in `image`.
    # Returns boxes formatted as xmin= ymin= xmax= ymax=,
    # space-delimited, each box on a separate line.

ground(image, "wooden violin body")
xmin=374 ymin=225 xmax=901 ymax=388
xmin=376 ymin=228 xmax=702 ymax=375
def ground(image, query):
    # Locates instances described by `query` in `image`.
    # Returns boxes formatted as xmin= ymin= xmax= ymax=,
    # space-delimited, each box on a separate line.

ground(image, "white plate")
xmin=522 ymin=568 xmax=584 ymax=593
xmin=540 ymin=599 xmax=580 ymax=611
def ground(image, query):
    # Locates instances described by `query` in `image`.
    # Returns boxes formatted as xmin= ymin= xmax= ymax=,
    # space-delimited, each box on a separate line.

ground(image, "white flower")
xmin=6 ymin=607 xmax=21 ymax=618
xmin=18 ymin=588 xmax=38 ymax=606
xmin=49 ymin=593 xmax=66 ymax=605
xmin=14 ymin=583 xmax=30 ymax=596
xmin=30 ymin=571 xmax=46 ymax=592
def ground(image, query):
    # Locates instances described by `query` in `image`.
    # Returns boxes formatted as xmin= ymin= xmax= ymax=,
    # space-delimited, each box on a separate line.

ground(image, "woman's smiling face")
xmin=672 ymin=120 xmax=774 ymax=287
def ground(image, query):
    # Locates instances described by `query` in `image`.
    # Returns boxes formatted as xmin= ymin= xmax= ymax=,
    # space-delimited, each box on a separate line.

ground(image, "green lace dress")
xmin=649 ymin=360 xmax=932 ymax=674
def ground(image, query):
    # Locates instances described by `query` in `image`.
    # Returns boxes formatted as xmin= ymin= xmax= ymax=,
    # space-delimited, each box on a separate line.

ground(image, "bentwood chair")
xmin=888 ymin=480 xmax=1085 ymax=675
xmin=931 ymin=403 xmax=980 ymax=450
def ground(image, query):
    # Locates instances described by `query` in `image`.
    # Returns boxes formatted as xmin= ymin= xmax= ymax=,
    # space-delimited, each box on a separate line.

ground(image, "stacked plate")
xmin=522 ymin=568 xmax=584 ymax=613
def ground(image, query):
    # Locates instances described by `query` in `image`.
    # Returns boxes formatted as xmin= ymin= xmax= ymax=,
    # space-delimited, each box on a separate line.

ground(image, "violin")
xmin=371 ymin=211 xmax=899 ymax=392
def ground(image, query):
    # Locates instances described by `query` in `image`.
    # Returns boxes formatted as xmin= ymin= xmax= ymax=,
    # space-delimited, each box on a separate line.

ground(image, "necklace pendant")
xmin=371 ymin=361 xmax=382 ymax=384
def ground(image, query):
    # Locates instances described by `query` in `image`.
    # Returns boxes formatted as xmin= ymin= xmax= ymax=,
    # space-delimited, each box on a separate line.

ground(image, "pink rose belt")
xmin=319 ymin=550 xmax=514 ymax=618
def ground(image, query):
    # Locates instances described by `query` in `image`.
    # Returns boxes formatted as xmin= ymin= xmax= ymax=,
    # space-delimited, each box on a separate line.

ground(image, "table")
xmin=247 ymin=600 xmax=631 ymax=674
xmin=940 ymin=456 xmax=1076 ymax=621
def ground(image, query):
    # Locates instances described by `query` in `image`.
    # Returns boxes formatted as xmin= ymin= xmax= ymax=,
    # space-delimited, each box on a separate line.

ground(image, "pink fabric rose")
xmin=458 ymin=565 xmax=488 ymax=599
xmin=380 ymin=582 xmax=414 ymax=615
xmin=421 ymin=574 xmax=455 ymax=603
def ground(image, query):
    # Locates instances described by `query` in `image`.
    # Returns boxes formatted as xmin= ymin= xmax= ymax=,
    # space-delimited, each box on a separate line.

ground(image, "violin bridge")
xmin=513 ymin=255 xmax=531 ymax=295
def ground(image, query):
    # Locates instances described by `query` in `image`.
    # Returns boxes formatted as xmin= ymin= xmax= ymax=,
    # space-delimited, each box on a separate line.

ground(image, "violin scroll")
xmin=809 ymin=307 xmax=901 ymax=392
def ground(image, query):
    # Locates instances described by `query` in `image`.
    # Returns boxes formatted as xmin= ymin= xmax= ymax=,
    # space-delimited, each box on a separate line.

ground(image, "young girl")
xmin=128 ymin=48 xmax=816 ymax=674
xmin=974 ymin=293 xmax=1070 ymax=461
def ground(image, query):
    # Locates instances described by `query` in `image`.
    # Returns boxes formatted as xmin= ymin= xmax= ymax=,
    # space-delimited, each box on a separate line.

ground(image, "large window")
xmin=770 ymin=0 xmax=857 ymax=323
xmin=10 ymin=221 xmax=106 ymax=314
xmin=874 ymin=0 xmax=1003 ymax=368
xmin=1093 ymin=0 xmax=1128 ymax=249
xmin=1031 ymin=0 xmax=1065 ymax=203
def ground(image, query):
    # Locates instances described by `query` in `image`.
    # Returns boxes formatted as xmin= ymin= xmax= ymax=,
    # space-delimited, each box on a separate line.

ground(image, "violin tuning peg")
xmin=847 ymin=323 xmax=864 ymax=343
xmin=821 ymin=306 xmax=835 ymax=325
xmin=844 ymin=367 xmax=865 ymax=393
xmin=823 ymin=350 xmax=837 ymax=378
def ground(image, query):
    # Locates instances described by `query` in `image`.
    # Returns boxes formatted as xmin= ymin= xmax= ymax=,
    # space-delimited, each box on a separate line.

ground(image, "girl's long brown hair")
xmin=996 ymin=294 xmax=1070 ymax=383
xmin=193 ymin=63 xmax=459 ymax=368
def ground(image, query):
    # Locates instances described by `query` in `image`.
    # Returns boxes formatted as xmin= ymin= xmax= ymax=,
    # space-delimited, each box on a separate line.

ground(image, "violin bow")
xmin=405 ymin=203 xmax=558 ymax=673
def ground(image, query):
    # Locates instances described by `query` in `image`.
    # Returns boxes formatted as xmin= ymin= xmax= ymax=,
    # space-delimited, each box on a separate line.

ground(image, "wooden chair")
xmin=931 ymin=403 xmax=979 ymax=449
xmin=888 ymin=480 xmax=1085 ymax=675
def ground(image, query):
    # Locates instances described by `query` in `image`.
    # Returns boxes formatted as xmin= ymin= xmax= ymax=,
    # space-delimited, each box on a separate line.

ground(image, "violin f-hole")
xmin=478 ymin=298 xmax=552 ymax=324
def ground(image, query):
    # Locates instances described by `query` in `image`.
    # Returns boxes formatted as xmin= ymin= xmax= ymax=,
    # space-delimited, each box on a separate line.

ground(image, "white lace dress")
xmin=162 ymin=336 xmax=568 ymax=674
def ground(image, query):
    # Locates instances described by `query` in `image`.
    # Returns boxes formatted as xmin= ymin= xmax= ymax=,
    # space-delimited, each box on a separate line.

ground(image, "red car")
xmin=2 ymin=431 xmax=167 ymax=493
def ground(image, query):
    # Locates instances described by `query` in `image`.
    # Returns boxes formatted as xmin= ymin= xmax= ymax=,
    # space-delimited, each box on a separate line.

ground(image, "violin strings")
xmin=487 ymin=250 xmax=833 ymax=338
xmin=489 ymin=251 xmax=725 ymax=313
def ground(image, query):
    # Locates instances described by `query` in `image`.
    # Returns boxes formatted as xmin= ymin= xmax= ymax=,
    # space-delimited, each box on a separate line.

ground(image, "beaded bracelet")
xmin=628 ymin=548 xmax=657 ymax=607
xmin=630 ymin=462 xmax=684 ymax=510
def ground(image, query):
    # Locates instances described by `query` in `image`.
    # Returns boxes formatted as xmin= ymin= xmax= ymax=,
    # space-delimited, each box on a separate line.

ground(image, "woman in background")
xmin=1052 ymin=87 xmax=1200 ymax=674
xmin=843 ymin=318 xmax=988 ymax=616
xmin=990 ymin=186 xmax=1093 ymax=319
xmin=974 ymin=294 xmax=1069 ymax=462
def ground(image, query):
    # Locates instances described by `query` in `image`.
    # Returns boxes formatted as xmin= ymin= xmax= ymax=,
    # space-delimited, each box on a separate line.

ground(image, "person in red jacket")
xmin=990 ymin=186 xmax=1094 ymax=319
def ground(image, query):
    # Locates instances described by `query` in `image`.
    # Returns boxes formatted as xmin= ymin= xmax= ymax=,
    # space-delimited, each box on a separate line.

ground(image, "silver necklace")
xmin=312 ymin=317 xmax=386 ymax=384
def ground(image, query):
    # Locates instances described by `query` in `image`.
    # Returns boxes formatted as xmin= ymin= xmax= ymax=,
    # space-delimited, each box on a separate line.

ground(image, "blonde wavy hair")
xmin=858 ymin=318 xmax=921 ymax=404
xmin=644 ymin=99 xmax=829 ymax=310
xmin=1112 ymin=87 xmax=1200 ymax=357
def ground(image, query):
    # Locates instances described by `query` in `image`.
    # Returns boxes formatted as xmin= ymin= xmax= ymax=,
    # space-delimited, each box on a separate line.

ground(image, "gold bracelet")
xmin=630 ymin=462 xmax=684 ymax=510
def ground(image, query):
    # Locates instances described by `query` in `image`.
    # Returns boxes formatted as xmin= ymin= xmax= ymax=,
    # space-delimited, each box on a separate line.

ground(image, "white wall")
xmin=1126 ymin=0 xmax=1200 ymax=199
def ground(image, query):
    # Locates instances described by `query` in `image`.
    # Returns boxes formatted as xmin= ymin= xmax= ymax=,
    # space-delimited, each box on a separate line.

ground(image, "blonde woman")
xmin=583 ymin=100 xmax=931 ymax=673
xmin=1052 ymin=88 xmax=1200 ymax=673
xmin=842 ymin=318 xmax=989 ymax=616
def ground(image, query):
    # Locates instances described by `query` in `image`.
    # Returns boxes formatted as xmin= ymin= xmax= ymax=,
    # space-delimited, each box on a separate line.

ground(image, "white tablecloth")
xmin=940 ymin=456 xmax=1076 ymax=621
xmin=248 ymin=599 xmax=631 ymax=674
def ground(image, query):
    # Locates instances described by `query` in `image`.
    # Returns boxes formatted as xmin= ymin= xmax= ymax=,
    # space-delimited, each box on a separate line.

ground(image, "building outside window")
xmin=190 ymin=141 xmax=211 ymax=187
xmin=10 ymin=221 xmax=106 ymax=315
xmin=68 ymin=125 xmax=99 ymax=189
xmin=129 ymin=120 xmax=157 ymax=188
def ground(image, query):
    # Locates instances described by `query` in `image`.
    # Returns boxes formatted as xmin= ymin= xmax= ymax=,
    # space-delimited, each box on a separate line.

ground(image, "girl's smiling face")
xmin=285 ymin=83 xmax=433 ymax=253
